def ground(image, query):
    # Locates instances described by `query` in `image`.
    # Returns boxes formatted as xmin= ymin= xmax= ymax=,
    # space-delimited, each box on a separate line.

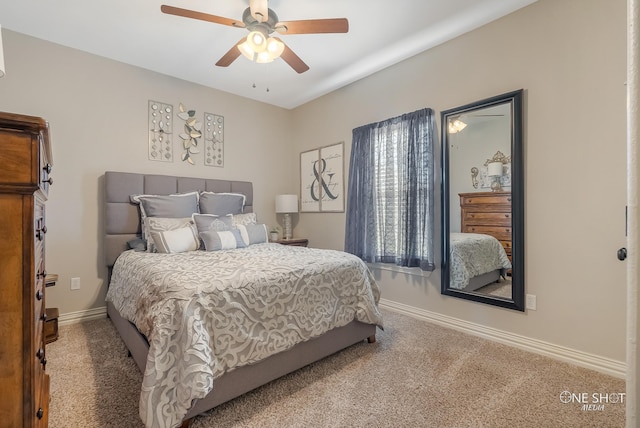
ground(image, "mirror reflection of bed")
xmin=450 ymin=232 xmax=512 ymax=298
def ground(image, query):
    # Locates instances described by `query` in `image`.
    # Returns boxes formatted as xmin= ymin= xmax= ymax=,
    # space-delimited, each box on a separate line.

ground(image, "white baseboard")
xmin=379 ymin=299 xmax=626 ymax=379
xmin=58 ymin=306 xmax=107 ymax=326
xmin=59 ymin=301 xmax=625 ymax=378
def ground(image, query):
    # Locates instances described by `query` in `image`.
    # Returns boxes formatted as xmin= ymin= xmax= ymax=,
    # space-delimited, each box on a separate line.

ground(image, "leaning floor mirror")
xmin=441 ymin=89 xmax=524 ymax=311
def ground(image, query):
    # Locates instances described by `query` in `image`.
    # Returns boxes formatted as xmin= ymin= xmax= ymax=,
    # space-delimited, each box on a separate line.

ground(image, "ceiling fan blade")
xmin=249 ymin=0 xmax=269 ymax=23
xmin=215 ymin=38 xmax=246 ymax=67
xmin=276 ymin=39 xmax=309 ymax=74
xmin=275 ymin=18 xmax=348 ymax=35
xmin=161 ymin=5 xmax=245 ymax=28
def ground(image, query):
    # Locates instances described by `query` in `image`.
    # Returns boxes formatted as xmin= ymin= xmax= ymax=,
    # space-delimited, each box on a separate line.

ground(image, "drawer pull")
xmin=43 ymin=163 xmax=52 ymax=174
xmin=42 ymin=312 xmax=47 ymax=321
xmin=36 ymin=408 xmax=44 ymax=419
xmin=36 ymin=290 xmax=43 ymax=301
xmin=36 ymin=348 xmax=44 ymax=359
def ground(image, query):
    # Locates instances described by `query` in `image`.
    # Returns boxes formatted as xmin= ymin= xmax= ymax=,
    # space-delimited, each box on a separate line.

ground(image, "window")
xmin=345 ymin=108 xmax=436 ymax=271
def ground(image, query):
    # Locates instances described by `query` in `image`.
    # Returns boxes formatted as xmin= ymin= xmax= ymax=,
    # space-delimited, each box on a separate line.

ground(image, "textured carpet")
xmin=47 ymin=309 xmax=625 ymax=428
xmin=477 ymin=277 xmax=512 ymax=299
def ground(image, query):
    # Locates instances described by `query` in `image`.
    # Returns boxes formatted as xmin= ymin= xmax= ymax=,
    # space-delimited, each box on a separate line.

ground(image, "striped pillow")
xmin=150 ymin=225 xmax=199 ymax=254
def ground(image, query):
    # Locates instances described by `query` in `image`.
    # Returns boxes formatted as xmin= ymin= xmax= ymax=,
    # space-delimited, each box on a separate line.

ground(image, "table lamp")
xmin=276 ymin=194 xmax=298 ymax=239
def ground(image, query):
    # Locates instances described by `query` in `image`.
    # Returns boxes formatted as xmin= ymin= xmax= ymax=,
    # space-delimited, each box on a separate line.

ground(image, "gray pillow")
xmin=131 ymin=192 xmax=199 ymax=218
xmin=192 ymin=213 xmax=233 ymax=234
xmin=199 ymin=229 xmax=247 ymax=251
xmin=126 ymin=238 xmax=147 ymax=252
xmin=199 ymin=192 xmax=245 ymax=216
xmin=236 ymin=223 xmax=268 ymax=246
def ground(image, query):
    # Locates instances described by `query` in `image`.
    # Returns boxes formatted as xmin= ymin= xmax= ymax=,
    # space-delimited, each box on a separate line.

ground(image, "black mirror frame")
xmin=440 ymin=89 xmax=524 ymax=311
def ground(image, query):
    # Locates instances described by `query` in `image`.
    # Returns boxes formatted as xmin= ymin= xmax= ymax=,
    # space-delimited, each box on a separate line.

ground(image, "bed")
xmin=449 ymin=232 xmax=512 ymax=291
xmin=103 ymin=171 xmax=383 ymax=428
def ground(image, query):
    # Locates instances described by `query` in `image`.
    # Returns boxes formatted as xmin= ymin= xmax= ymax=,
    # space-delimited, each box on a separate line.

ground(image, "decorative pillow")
xmin=232 ymin=212 xmax=257 ymax=227
xmin=131 ymin=192 xmax=199 ymax=246
xmin=126 ymin=238 xmax=146 ymax=252
xmin=131 ymin=191 xmax=199 ymax=218
xmin=199 ymin=192 xmax=245 ymax=216
xmin=236 ymin=223 xmax=268 ymax=246
xmin=144 ymin=217 xmax=193 ymax=252
xmin=199 ymin=229 xmax=247 ymax=251
xmin=192 ymin=213 xmax=233 ymax=233
xmin=151 ymin=225 xmax=199 ymax=254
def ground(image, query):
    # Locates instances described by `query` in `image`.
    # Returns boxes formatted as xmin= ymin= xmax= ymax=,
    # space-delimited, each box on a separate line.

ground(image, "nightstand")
xmin=275 ymin=238 xmax=308 ymax=247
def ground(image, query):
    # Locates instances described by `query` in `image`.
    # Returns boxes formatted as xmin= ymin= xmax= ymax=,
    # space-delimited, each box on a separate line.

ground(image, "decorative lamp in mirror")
xmin=441 ymin=89 xmax=524 ymax=311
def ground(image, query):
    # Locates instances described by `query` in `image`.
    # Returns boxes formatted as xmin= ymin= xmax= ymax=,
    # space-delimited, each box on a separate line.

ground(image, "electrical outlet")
xmin=71 ymin=277 xmax=81 ymax=290
xmin=526 ymin=294 xmax=537 ymax=310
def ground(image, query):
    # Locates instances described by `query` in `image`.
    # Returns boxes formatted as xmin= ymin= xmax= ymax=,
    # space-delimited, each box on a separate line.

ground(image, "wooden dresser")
xmin=459 ymin=191 xmax=512 ymax=261
xmin=0 ymin=112 xmax=53 ymax=427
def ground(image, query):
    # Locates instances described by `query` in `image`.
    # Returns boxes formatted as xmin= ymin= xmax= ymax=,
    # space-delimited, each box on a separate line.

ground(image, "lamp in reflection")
xmin=487 ymin=161 xmax=504 ymax=192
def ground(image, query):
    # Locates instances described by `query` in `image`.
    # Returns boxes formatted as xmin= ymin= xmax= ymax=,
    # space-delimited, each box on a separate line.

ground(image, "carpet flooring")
xmin=47 ymin=309 xmax=625 ymax=428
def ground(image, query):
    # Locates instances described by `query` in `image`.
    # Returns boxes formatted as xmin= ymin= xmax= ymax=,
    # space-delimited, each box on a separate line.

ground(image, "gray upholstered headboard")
xmin=104 ymin=171 xmax=253 ymax=267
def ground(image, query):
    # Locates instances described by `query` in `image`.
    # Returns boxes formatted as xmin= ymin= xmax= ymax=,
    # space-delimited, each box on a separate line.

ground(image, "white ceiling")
xmin=0 ymin=0 xmax=537 ymax=109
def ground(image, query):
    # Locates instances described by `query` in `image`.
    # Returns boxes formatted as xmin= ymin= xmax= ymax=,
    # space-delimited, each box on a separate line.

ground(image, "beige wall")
xmin=0 ymin=0 xmax=626 ymax=364
xmin=0 ymin=30 xmax=294 ymax=315
xmin=291 ymin=0 xmax=627 ymax=362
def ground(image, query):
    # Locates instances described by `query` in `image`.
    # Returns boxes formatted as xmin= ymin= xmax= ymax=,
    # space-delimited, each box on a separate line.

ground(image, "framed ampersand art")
xmin=300 ymin=142 xmax=344 ymax=213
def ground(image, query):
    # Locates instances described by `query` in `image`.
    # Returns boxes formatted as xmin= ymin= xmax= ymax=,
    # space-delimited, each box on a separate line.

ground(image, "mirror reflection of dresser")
xmin=459 ymin=191 xmax=512 ymax=264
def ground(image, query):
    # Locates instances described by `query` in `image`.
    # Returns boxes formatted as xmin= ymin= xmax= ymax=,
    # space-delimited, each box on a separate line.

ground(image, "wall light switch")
xmin=71 ymin=277 xmax=81 ymax=290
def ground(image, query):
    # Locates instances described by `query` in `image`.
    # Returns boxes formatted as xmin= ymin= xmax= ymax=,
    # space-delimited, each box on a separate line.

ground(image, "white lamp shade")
xmin=276 ymin=194 xmax=298 ymax=213
xmin=0 ymin=25 xmax=5 ymax=78
xmin=488 ymin=162 xmax=503 ymax=177
xmin=238 ymin=41 xmax=255 ymax=61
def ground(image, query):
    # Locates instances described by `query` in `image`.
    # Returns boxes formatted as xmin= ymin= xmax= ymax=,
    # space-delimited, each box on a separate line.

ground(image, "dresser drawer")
xmin=35 ymin=374 xmax=50 ymax=427
xmin=463 ymin=211 xmax=511 ymax=226
xmin=39 ymin=131 xmax=52 ymax=196
xmin=460 ymin=193 xmax=511 ymax=207
xmin=464 ymin=225 xmax=512 ymax=241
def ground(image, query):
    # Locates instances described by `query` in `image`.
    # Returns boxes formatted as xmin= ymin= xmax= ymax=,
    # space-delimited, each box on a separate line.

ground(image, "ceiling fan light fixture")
xmin=256 ymin=51 xmax=274 ymax=64
xmin=238 ymin=41 xmax=256 ymax=61
xmin=246 ymin=30 xmax=267 ymax=53
xmin=266 ymin=37 xmax=284 ymax=58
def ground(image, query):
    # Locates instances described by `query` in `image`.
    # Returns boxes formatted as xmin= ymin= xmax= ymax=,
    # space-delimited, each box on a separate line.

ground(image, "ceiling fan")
xmin=160 ymin=1 xmax=349 ymax=74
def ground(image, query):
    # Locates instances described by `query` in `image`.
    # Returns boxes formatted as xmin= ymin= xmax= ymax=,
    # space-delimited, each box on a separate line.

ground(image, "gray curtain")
xmin=345 ymin=108 xmax=436 ymax=271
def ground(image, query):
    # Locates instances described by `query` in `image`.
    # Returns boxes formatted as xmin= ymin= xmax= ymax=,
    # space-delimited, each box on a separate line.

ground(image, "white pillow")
xmin=144 ymin=217 xmax=193 ymax=252
xmin=151 ymin=225 xmax=199 ymax=254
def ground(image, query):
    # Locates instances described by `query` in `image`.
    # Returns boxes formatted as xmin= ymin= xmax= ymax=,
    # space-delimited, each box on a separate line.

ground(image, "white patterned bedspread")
xmin=450 ymin=233 xmax=512 ymax=290
xmin=106 ymin=243 xmax=383 ymax=428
